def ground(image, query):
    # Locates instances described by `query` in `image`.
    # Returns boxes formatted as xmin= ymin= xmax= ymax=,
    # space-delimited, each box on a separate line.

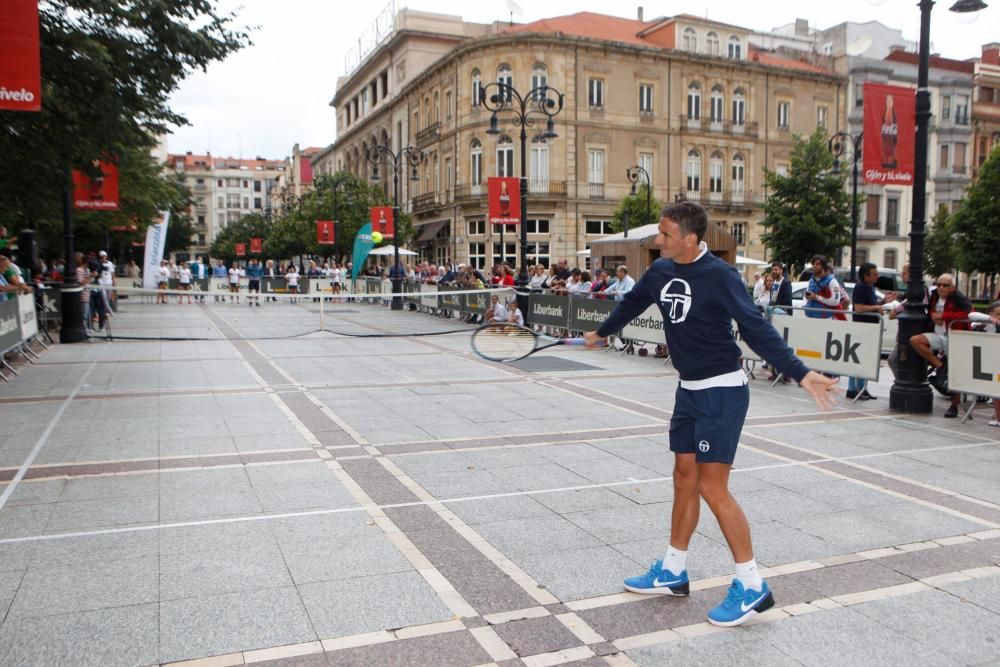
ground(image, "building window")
xmin=433 ymin=91 xmax=440 ymax=123
xmin=709 ymin=152 xmax=724 ymax=194
xmin=525 ymin=242 xmax=550 ymax=267
xmin=197 ymin=233 xmax=206 ymax=246
xmin=467 ymin=219 xmax=485 ymax=236
xmin=776 ymin=163 xmax=789 ymax=177
xmin=886 ymin=196 xmax=900 ymax=236
xmin=588 ymin=149 xmax=605 ymax=185
xmin=687 ymin=82 xmax=701 ymax=120
xmin=217 ymin=196 xmax=224 ymax=208
xmin=683 ymin=27 xmax=697 ymax=51
xmin=639 ymin=84 xmax=654 ymax=113
xmin=446 ymin=91 xmax=452 ymax=119
xmin=817 ymin=105 xmax=829 ymax=130
xmin=469 ymin=242 xmax=486 ymax=269
xmin=471 ymin=68 xmax=481 ymax=107
xmin=197 ymin=215 xmax=205 ymax=225
xmin=253 ymin=180 xmax=261 ymax=192
xmin=529 ymin=138 xmax=549 ymax=190
xmin=854 ymin=81 xmax=864 ymax=108
xmin=706 ymin=31 xmax=720 ymax=56
xmin=954 ymin=142 xmax=966 ymax=173
xmin=686 ymin=150 xmax=701 ymax=192
xmin=728 ymin=36 xmax=742 ymax=60
xmin=731 ymin=222 xmax=745 ymax=245
xmin=940 ymin=144 xmax=950 ymax=169
xmin=884 ymin=248 xmax=897 ymax=270
xmin=585 ymin=219 xmax=613 ymax=235
xmin=531 ymin=63 xmax=547 ymax=97
xmin=496 ymin=136 xmax=514 ymax=177
xmin=497 ymin=64 xmax=513 ymax=101
xmin=639 ymin=152 xmax=653 ymax=182
xmin=493 ymin=241 xmax=516 ymax=266
xmin=588 ymin=78 xmax=604 ymax=108
xmin=526 ymin=219 xmax=550 ymax=234
xmin=470 ymin=139 xmax=483 ymax=187
xmin=865 ymin=194 xmax=881 ymax=229
xmin=445 ymin=157 xmax=452 ymax=191
xmin=413 ymin=110 xmax=419 ymax=135
xmin=732 ymin=88 xmax=746 ymax=126
xmin=777 ymin=101 xmax=790 ymax=129
xmin=226 ymin=177 xmax=240 ymax=187
xmin=253 ymin=197 xmax=261 ymax=209
xmin=226 ymin=193 xmax=240 ymax=208
xmin=955 ymin=95 xmax=969 ymax=124
xmin=731 ymin=153 xmax=745 ymax=195
xmin=710 ymin=85 xmax=724 ymax=123
xmin=361 ymin=89 xmax=368 ymax=115
xmin=942 ymin=95 xmax=951 ymax=119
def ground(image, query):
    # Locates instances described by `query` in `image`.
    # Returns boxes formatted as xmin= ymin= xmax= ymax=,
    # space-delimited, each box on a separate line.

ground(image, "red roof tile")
xmin=884 ymin=50 xmax=975 ymax=75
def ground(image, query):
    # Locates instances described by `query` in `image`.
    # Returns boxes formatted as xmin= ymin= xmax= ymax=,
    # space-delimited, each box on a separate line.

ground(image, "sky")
xmin=165 ymin=0 xmax=999 ymax=160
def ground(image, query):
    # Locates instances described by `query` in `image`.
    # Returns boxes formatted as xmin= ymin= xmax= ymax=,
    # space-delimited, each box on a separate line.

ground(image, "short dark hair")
xmin=661 ymin=201 xmax=708 ymax=242
xmin=859 ymin=262 xmax=877 ymax=279
xmin=770 ymin=261 xmax=784 ymax=271
xmin=811 ymin=255 xmax=831 ymax=271
xmin=990 ymin=300 xmax=1000 ymax=312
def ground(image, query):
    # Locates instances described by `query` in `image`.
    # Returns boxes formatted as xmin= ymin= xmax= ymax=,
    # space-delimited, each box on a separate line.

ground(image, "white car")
xmin=788 ymin=281 xmax=898 ymax=355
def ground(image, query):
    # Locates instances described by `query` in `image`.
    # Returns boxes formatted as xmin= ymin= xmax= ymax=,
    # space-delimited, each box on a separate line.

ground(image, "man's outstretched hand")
xmin=800 ymin=371 xmax=840 ymax=411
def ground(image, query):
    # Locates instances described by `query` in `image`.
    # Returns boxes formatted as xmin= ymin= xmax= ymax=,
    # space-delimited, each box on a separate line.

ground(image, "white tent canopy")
xmin=735 ymin=254 xmax=769 ymax=266
xmin=369 ymin=245 xmax=418 ymax=256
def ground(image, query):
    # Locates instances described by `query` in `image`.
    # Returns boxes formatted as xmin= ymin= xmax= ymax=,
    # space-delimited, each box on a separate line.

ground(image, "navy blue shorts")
xmin=669 ymin=384 xmax=750 ymax=465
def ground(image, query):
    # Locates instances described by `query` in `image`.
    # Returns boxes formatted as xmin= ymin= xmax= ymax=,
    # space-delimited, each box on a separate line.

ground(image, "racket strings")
xmin=472 ymin=325 xmax=537 ymax=361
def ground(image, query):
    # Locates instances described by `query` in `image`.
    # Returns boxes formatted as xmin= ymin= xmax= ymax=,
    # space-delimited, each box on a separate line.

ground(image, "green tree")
xmin=952 ymin=145 xmax=1000 ymax=276
xmin=760 ymin=129 xmax=853 ymax=275
xmin=0 ymin=0 xmax=250 ymax=237
xmin=611 ymin=183 xmax=662 ymax=235
xmin=209 ymin=214 xmax=269 ymax=264
xmin=924 ymin=204 xmax=959 ymax=278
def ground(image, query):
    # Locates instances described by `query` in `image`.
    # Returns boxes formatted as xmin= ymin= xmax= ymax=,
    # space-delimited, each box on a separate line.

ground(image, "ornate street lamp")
xmin=625 ymin=165 xmax=653 ymax=239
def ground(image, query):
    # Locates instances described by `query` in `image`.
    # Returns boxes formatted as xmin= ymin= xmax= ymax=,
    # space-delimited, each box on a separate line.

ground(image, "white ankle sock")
xmin=734 ymin=559 xmax=763 ymax=591
xmin=662 ymin=546 xmax=687 ymax=574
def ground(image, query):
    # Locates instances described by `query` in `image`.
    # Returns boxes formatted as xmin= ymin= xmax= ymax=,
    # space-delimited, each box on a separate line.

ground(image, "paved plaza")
xmin=1 ymin=303 xmax=1000 ymax=666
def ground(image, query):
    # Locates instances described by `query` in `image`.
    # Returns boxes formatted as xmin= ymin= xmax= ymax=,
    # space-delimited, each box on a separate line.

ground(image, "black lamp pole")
xmin=625 ymin=165 xmax=652 ymax=239
xmin=482 ymin=82 xmax=564 ymax=288
xmin=60 ymin=181 xmax=86 ymax=343
xmin=889 ymin=0 xmax=988 ymax=413
xmin=828 ymin=131 xmax=862 ymax=283
xmin=367 ymin=144 xmax=424 ymax=310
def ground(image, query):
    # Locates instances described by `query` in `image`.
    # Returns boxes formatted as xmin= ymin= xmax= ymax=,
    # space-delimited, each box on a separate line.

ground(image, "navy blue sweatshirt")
xmin=596 ymin=252 xmax=810 ymax=383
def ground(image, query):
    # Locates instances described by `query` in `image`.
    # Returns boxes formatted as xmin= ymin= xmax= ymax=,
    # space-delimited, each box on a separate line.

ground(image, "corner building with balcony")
xmin=325 ymin=10 xmax=845 ymax=269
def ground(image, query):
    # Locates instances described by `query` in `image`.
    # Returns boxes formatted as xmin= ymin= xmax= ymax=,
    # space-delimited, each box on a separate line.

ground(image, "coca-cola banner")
xmin=249 ymin=237 xmax=263 ymax=254
xmin=0 ymin=0 xmax=42 ymax=112
xmin=235 ymin=243 xmax=246 ymax=257
xmin=72 ymin=161 xmax=120 ymax=210
xmin=863 ymin=83 xmax=915 ymax=186
xmin=369 ymin=207 xmax=394 ymax=238
xmin=488 ymin=177 xmax=521 ymax=225
xmin=316 ymin=220 xmax=335 ymax=245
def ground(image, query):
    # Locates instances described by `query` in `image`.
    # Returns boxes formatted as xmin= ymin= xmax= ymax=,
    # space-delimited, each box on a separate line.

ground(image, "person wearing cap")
xmin=97 ymin=250 xmax=117 ymax=314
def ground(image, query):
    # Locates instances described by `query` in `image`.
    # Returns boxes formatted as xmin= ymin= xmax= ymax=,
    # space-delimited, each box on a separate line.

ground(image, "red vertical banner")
xmin=863 ymin=83 xmax=915 ymax=185
xmin=316 ymin=220 xmax=335 ymax=245
xmin=488 ymin=177 xmax=521 ymax=225
xmin=72 ymin=161 xmax=120 ymax=210
xmin=249 ymin=237 xmax=263 ymax=254
xmin=0 ymin=0 xmax=42 ymax=112
xmin=370 ymin=207 xmax=394 ymax=238
xmin=235 ymin=243 xmax=246 ymax=257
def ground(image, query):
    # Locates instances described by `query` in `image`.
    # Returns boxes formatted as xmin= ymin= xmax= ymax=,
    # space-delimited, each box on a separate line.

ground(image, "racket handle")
xmin=563 ymin=338 xmax=586 ymax=346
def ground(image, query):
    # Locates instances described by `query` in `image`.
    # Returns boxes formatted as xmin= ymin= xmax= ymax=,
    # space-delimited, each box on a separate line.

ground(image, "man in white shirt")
xmin=228 ymin=264 xmax=241 ymax=303
xmin=606 ymin=266 xmax=636 ymax=300
xmin=486 ymin=294 xmax=509 ymax=324
xmin=96 ymin=250 xmax=117 ymax=317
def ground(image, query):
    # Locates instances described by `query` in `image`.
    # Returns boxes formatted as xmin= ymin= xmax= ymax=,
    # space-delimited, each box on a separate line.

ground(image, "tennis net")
xmin=87 ymin=283 xmax=516 ymax=340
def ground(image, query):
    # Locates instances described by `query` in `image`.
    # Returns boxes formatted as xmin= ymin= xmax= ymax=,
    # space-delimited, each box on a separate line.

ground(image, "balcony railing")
xmin=677 ymin=115 xmax=759 ymax=138
xmin=675 ymin=190 xmax=767 ymax=208
xmin=588 ymin=182 xmax=605 ymax=200
xmin=412 ymin=192 xmax=440 ymax=214
xmin=527 ymin=180 xmax=566 ymax=196
xmin=886 ymin=224 xmax=900 ymax=237
xmin=455 ymin=184 xmax=486 ymax=202
xmin=415 ymin=122 xmax=440 ymax=149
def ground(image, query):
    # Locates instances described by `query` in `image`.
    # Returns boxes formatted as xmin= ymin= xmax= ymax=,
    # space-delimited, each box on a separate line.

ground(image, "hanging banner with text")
xmin=72 ymin=161 xmax=120 ymax=210
xmin=141 ymin=211 xmax=170 ymax=289
xmin=0 ymin=0 xmax=42 ymax=112
xmin=249 ymin=237 xmax=263 ymax=254
xmin=316 ymin=220 xmax=335 ymax=245
xmin=370 ymin=207 xmax=394 ymax=238
xmin=863 ymin=83 xmax=915 ymax=186
xmin=235 ymin=243 xmax=246 ymax=257
xmin=488 ymin=177 xmax=521 ymax=225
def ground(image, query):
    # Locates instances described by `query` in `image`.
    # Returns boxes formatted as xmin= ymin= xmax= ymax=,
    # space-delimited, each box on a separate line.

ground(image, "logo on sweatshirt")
xmin=660 ymin=279 xmax=692 ymax=323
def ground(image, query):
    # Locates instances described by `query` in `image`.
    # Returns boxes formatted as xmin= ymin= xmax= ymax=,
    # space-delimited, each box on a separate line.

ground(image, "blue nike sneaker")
xmin=624 ymin=560 xmax=690 ymax=596
xmin=706 ymin=579 xmax=775 ymax=627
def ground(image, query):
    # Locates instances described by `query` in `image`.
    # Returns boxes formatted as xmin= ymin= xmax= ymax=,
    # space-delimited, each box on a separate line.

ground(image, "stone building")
xmin=973 ymin=43 xmax=1000 ymax=179
xmin=324 ymin=10 xmax=846 ymax=270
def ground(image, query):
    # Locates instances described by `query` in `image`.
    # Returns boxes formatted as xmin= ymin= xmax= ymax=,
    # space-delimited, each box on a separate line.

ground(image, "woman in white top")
xmin=754 ymin=274 xmax=775 ymax=312
xmin=178 ymin=262 xmax=193 ymax=304
xmin=528 ymin=264 xmax=547 ymax=290
xmin=286 ymin=266 xmax=300 ymax=302
xmin=330 ymin=263 xmax=342 ymax=296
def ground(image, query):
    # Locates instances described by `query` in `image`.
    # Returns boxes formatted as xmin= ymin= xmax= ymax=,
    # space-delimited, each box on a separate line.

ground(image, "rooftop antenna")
xmin=505 ymin=0 xmax=522 ymax=26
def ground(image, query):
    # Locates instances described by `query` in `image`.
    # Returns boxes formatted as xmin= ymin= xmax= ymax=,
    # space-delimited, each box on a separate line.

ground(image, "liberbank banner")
xmin=863 ymin=83 xmax=915 ymax=186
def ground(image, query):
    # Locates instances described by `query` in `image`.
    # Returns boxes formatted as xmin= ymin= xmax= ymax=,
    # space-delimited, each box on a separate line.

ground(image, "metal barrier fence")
xmin=0 ymin=291 xmax=44 ymax=381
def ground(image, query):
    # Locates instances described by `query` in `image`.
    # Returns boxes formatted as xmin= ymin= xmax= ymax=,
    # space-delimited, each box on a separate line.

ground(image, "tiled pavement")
xmin=0 ymin=303 xmax=999 ymax=665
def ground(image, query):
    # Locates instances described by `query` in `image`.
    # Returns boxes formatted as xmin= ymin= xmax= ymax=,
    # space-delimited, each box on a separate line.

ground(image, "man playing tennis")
xmin=584 ymin=202 xmax=837 ymax=627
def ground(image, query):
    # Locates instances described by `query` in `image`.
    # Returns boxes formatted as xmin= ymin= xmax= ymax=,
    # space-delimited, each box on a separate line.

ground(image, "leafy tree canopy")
xmin=952 ymin=145 xmax=1000 ymax=276
xmin=611 ymin=183 xmax=662 ymax=235
xmin=924 ymin=204 xmax=960 ymax=278
xmin=760 ymin=129 xmax=853 ymax=275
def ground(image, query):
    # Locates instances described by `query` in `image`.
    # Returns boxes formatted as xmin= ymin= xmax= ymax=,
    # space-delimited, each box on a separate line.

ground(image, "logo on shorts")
xmin=698 ymin=440 xmax=710 ymax=453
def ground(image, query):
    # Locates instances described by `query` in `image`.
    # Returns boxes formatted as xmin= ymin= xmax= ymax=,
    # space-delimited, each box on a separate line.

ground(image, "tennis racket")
xmin=471 ymin=323 xmax=588 ymax=362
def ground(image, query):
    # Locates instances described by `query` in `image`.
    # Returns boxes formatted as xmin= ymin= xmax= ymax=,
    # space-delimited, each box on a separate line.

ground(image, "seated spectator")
xmin=0 ymin=254 xmax=33 ymax=297
xmin=910 ymin=273 xmax=970 ymax=418
xmin=605 ymin=266 xmax=635 ymax=300
xmin=485 ymin=294 xmax=509 ymax=323
xmin=507 ymin=300 xmax=524 ymax=326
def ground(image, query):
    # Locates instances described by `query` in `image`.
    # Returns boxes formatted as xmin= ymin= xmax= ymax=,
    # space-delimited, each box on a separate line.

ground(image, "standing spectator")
xmin=125 ymin=259 xmax=141 ymax=280
xmin=590 ymin=269 xmax=611 ymax=296
xmin=189 ymin=256 xmax=207 ymax=302
xmin=848 ymin=263 xmax=896 ymax=400
xmin=555 ymin=258 xmax=572 ymax=281
xmin=97 ymin=250 xmax=116 ymax=313
xmin=751 ymin=272 xmax=765 ymax=301
xmin=529 ymin=265 xmax=547 ymax=290
xmin=330 ymin=262 xmax=343 ymax=297
xmin=769 ymin=262 xmax=792 ymax=313
xmin=910 ymin=274 xmax=971 ymax=418
xmin=0 ymin=254 xmax=32 ymax=296
xmin=177 ymin=261 xmax=193 ymax=303
xmin=156 ymin=259 xmax=170 ymax=304
xmin=245 ymin=258 xmax=263 ymax=307
xmin=754 ymin=274 xmax=775 ymax=311
xmin=73 ymin=253 xmax=92 ymax=331
xmin=605 ymin=266 xmax=635 ymax=300
xmin=228 ymin=263 xmax=241 ymax=302
xmin=286 ymin=265 xmax=300 ymax=302
xmin=804 ymin=255 xmax=846 ymax=320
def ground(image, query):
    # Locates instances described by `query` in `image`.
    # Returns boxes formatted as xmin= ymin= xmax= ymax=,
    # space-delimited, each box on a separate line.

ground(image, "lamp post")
xmin=828 ymin=131 xmax=862 ymax=283
xmin=367 ymin=144 xmax=424 ymax=310
xmin=625 ymin=165 xmax=652 ymax=239
xmin=481 ymin=82 xmax=564 ymax=288
xmin=890 ymin=0 xmax=988 ymax=414
xmin=60 ymin=182 xmax=86 ymax=343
